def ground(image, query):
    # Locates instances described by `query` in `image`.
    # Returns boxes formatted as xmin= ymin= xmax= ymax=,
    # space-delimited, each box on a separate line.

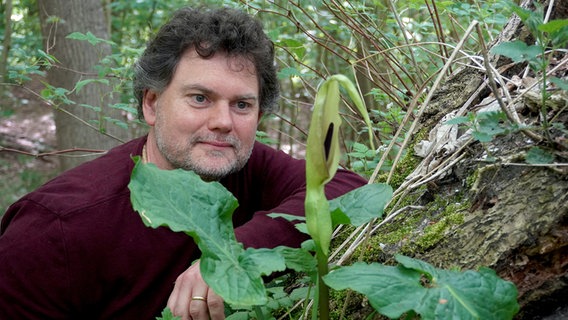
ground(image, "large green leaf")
xmin=129 ymin=159 xmax=267 ymax=305
xmin=323 ymin=255 xmax=519 ymax=319
xmin=329 ymin=183 xmax=393 ymax=227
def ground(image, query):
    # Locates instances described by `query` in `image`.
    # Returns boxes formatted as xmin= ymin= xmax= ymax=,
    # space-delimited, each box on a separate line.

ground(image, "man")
xmin=0 ymin=7 xmax=366 ymax=320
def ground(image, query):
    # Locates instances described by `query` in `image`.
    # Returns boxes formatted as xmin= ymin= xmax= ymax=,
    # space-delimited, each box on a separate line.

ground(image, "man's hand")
xmin=167 ymin=261 xmax=225 ymax=320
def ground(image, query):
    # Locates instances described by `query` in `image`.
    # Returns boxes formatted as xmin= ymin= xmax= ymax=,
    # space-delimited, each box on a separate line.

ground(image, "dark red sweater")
xmin=0 ymin=136 xmax=366 ymax=319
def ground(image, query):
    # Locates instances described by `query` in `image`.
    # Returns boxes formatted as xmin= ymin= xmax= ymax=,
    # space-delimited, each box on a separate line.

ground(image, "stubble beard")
xmin=154 ymin=128 xmax=253 ymax=181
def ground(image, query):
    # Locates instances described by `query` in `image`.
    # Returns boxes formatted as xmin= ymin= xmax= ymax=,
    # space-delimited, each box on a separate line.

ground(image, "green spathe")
xmin=323 ymin=255 xmax=520 ymax=320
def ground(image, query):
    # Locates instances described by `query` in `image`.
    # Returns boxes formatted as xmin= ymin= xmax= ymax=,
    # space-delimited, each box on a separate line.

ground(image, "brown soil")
xmin=0 ymin=79 xmax=59 ymax=214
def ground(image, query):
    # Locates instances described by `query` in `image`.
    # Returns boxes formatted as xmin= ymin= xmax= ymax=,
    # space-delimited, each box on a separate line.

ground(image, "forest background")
xmin=0 ymin=0 xmax=513 ymax=213
xmin=1 ymin=0 xmax=567 ymax=319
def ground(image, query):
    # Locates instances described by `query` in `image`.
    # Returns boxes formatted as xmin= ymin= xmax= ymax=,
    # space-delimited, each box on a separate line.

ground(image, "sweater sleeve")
xmin=0 ymin=201 xmax=72 ymax=319
xmin=232 ymin=142 xmax=367 ymax=249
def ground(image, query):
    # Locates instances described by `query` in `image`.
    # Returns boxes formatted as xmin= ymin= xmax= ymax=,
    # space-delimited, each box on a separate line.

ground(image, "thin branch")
xmin=476 ymin=24 xmax=544 ymax=143
xmin=0 ymin=146 xmax=107 ymax=158
xmin=383 ymin=20 xmax=480 ymax=185
xmin=11 ymin=83 xmax=126 ymax=144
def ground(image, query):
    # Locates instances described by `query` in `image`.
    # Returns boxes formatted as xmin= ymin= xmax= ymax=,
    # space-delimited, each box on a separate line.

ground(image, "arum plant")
xmin=128 ymin=73 xmax=385 ymax=319
xmin=304 ymin=74 xmax=375 ymax=320
xmin=129 ymin=72 xmax=520 ymax=319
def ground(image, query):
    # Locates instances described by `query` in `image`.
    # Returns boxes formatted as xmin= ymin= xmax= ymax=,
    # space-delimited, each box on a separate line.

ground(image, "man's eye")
xmin=192 ymin=95 xmax=206 ymax=103
xmin=236 ymin=101 xmax=249 ymax=109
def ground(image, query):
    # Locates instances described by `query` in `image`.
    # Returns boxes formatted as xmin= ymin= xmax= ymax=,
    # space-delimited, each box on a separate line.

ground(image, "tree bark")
xmin=38 ymin=0 xmax=130 ymax=171
xmin=0 ymin=0 xmax=13 ymax=87
xmin=406 ymin=0 xmax=568 ymax=318
xmin=338 ymin=0 xmax=568 ymax=319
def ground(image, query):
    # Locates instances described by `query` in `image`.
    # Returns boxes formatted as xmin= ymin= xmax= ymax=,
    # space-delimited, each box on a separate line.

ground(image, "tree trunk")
xmin=38 ymin=0 xmax=130 ymax=171
xmin=0 ymin=0 xmax=13 ymax=88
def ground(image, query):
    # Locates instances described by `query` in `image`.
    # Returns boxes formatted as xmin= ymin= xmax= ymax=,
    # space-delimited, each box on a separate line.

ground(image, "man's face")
xmin=143 ymin=49 xmax=261 ymax=181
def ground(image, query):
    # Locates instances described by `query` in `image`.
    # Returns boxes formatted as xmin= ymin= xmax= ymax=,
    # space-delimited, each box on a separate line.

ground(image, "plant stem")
xmin=316 ymin=248 xmax=330 ymax=320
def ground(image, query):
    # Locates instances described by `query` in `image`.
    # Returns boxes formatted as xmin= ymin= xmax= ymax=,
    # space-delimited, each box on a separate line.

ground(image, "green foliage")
xmin=525 ymin=146 xmax=554 ymax=164
xmin=226 ymin=284 xmax=313 ymax=320
xmin=323 ymin=255 xmax=520 ymax=320
xmin=129 ymin=75 xmax=518 ymax=320
xmin=445 ymin=111 xmax=521 ymax=143
xmin=329 ymin=183 xmax=392 ymax=227
xmin=129 ymin=157 xmax=318 ymax=306
xmin=128 ymin=155 xmax=389 ymax=315
xmin=67 ymin=31 xmax=114 ymax=46
xmin=346 ymin=142 xmax=379 ymax=176
xmin=491 ymin=41 xmax=543 ymax=63
xmin=155 ymin=308 xmax=180 ymax=320
xmin=489 ymin=2 xmax=568 ymax=146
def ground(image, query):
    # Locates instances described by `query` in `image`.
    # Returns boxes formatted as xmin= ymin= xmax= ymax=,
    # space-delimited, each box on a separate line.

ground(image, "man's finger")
xmin=206 ymin=290 xmax=225 ymax=320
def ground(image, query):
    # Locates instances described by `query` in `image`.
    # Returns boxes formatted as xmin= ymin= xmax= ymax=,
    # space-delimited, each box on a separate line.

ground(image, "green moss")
xmin=466 ymin=168 xmax=480 ymax=191
xmin=389 ymin=155 xmax=420 ymax=189
xmin=414 ymin=210 xmax=465 ymax=250
xmin=350 ymin=190 xmax=469 ymax=264
xmin=410 ymin=201 xmax=468 ymax=252
xmin=373 ymin=126 xmax=430 ymax=192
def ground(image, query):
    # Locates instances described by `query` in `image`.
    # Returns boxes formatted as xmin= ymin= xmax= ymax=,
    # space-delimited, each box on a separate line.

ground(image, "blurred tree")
xmin=0 ymin=0 xmax=13 ymax=89
xmin=38 ymin=0 xmax=131 ymax=171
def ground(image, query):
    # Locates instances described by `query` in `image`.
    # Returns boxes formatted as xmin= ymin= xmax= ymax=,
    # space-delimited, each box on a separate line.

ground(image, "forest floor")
xmin=0 ymin=79 xmax=59 ymax=215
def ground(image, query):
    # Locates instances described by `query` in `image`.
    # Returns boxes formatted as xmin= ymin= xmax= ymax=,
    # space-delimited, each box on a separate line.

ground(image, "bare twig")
xmin=475 ymin=24 xmax=544 ymax=143
xmin=10 ymin=83 xmax=126 ymax=144
xmin=0 ymin=146 xmax=107 ymax=158
xmin=368 ymin=20 xmax=481 ymax=185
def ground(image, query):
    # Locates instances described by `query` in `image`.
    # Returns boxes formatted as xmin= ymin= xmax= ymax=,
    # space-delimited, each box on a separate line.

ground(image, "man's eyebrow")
xmin=181 ymin=84 xmax=258 ymax=101
xmin=180 ymin=84 xmax=213 ymax=94
xmin=237 ymin=94 xmax=258 ymax=101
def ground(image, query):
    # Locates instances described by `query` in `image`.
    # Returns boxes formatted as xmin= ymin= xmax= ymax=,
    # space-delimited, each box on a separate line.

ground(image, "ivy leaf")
xmin=323 ymin=255 xmax=520 ymax=320
xmin=490 ymin=41 xmax=542 ymax=63
xmin=329 ymin=183 xmax=392 ymax=227
xmin=525 ymin=147 xmax=554 ymax=164
xmin=538 ymin=19 xmax=568 ymax=33
xmin=550 ymin=77 xmax=568 ymax=91
xmin=129 ymin=158 xmax=268 ymax=306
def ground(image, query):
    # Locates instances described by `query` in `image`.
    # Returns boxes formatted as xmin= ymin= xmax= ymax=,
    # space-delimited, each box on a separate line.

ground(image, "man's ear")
xmin=142 ymin=89 xmax=159 ymax=126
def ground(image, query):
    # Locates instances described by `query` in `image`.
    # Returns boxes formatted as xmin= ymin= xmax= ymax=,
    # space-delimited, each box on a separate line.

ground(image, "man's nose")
xmin=207 ymin=102 xmax=233 ymax=132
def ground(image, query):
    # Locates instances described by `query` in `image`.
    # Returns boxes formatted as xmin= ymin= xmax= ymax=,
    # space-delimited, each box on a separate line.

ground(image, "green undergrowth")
xmin=324 ymin=188 xmax=471 ymax=319
xmin=353 ymin=191 xmax=469 ymax=266
xmin=375 ymin=150 xmax=421 ymax=190
xmin=374 ymin=128 xmax=428 ymax=190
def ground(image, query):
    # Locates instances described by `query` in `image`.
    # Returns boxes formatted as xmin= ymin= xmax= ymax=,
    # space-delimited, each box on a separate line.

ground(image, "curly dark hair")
xmin=133 ymin=7 xmax=280 ymax=118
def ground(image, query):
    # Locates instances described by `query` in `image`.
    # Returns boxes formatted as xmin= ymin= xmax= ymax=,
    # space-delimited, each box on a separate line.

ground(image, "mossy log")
xmin=362 ymin=1 xmax=568 ymax=318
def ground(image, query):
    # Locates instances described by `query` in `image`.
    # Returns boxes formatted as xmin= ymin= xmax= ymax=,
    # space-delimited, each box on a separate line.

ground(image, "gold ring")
xmin=192 ymin=296 xmax=207 ymax=302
